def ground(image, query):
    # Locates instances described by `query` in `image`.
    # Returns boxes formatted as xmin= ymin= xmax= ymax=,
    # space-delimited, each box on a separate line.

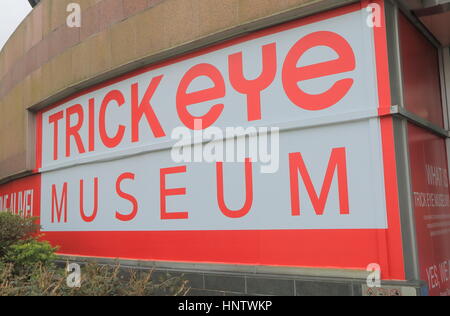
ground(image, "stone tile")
xmin=0 ymin=72 xmax=13 ymax=100
xmin=352 ymin=283 xmax=363 ymax=296
xmin=40 ymin=0 xmax=52 ymax=37
xmin=238 ymin=0 xmax=313 ymax=23
xmin=162 ymin=0 xmax=200 ymax=47
xmin=50 ymin=0 xmax=73 ymax=32
xmin=3 ymin=85 xmax=24 ymax=117
xmin=50 ymin=49 xmax=73 ymax=94
xmin=110 ymin=17 xmax=137 ymax=67
xmin=295 ymin=280 xmax=353 ymax=296
xmin=24 ymin=6 xmax=44 ymax=54
xmin=0 ymin=152 xmax=28 ymax=180
xmin=123 ymin=0 xmax=149 ymax=17
xmin=148 ymin=0 xmax=165 ymax=8
xmin=246 ymin=277 xmax=295 ymax=296
xmin=35 ymin=37 xmax=51 ymax=67
xmin=134 ymin=4 xmax=169 ymax=58
xmin=1 ymin=47 xmax=11 ymax=81
xmin=49 ymin=25 xmax=80 ymax=58
xmin=39 ymin=61 xmax=53 ymax=101
xmin=49 ymin=26 xmax=65 ymax=57
xmin=11 ymin=59 xmax=26 ymax=87
xmin=24 ymin=46 xmax=39 ymax=76
xmin=4 ymin=24 xmax=25 ymax=73
xmin=0 ymin=49 xmax=6 ymax=79
xmin=22 ymin=75 xmax=32 ymax=109
xmin=98 ymin=0 xmax=125 ymax=32
xmin=80 ymin=5 xmax=101 ymax=41
xmin=28 ymin=68 xmax=43 ymax=106
xmin=183 ymin=273 xmax=204 ymax=289
xmin=86 ymin=30 xmax=113 ymax=77
xmin=0 ymin=100 xmax=4 ymax=162
xmin=2 ymin=89 xmax=25 ymax=162
xmin=71 ymin=41 xmax=92 ymax=84
xmin=31 ymin=5 xmax=44 ymax=48
xmin=204 ymin=274 xmax=246 ymax=293
xmin=65 ymin=25 xmax=82 ymax=48
xmin=78 ymin=0 xmax=100 ymax=10
xmin=197 ymin=0 xmax=239 ymax=36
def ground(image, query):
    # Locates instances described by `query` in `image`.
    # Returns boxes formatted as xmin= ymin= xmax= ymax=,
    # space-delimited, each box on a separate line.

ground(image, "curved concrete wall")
xmin=0 ymin=0 xmax=351 ymax=181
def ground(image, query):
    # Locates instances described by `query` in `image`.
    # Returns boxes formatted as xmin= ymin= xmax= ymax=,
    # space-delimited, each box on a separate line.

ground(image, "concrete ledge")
xmin=57 ymin=254 xmax=370 ymax=280
xmin=56 ymin=255 xmax=425 ymax=296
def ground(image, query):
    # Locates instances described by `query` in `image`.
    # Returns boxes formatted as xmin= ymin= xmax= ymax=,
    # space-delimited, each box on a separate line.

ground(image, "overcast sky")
xmin=0 ymin=0 xmax=32 ymax=50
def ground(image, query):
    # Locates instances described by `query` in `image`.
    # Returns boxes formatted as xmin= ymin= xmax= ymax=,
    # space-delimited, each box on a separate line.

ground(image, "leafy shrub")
xmin=4 ymin=239 xmax=58 ymax=273
xmin=0 ymin=212 xmax=190 ymax=296
xmin=0 ymin=212 xmax=39 ymax=257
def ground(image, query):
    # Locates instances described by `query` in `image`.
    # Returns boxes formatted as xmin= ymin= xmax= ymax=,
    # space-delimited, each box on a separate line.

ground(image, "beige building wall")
xmin=0 ymin=0 xmax=354 ymax=182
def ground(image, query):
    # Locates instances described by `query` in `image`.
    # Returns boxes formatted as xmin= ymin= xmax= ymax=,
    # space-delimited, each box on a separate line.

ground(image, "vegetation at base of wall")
xmin=0 ymin=261 xmax=190 ymax=296
xmin=4 ymin=239 xmax=58 ymax=273
xmin=0 ymin=212 xmax=40 ymax=257
xmin=0 ymin=211 xmax=190 ymax=296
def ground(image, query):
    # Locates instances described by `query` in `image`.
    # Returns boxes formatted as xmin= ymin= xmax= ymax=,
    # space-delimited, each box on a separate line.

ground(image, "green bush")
xmin=4 ymin=239 xmax=58 ymax=273
xmin=0 ymin=212 xmax=190 ymax=296
xmin=0 ymin=212 xmax=39 ymax=257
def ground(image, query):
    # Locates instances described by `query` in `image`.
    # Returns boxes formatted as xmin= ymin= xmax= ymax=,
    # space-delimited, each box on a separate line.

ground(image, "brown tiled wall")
xmin=0 ymin=0 xmax=334 ymax=181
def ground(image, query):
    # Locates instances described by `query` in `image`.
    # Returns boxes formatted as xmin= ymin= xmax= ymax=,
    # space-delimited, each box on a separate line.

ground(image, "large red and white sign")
xmin=29 ymin=2 xmax=405 ymax=278
xmin=409 ymin=124 xmax=450 ymax=296
xmin=39 ymin=5 xmax=384 ymax=230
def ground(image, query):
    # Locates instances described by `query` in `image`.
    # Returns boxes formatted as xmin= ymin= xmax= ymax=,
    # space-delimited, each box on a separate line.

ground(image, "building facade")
xmin=1 ymin=0 xmax=450 ymax=296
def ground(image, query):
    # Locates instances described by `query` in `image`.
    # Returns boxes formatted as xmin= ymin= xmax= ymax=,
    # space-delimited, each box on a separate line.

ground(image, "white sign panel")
xmin=39 ymin=9 xmax=387 ymax=232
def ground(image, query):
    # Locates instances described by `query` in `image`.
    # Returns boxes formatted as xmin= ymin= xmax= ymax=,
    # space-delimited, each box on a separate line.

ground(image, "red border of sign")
xmin=372 ymin=0 xmax=405 ymax=280
xmin=35 ymin=0 xmax=406 ymax=280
